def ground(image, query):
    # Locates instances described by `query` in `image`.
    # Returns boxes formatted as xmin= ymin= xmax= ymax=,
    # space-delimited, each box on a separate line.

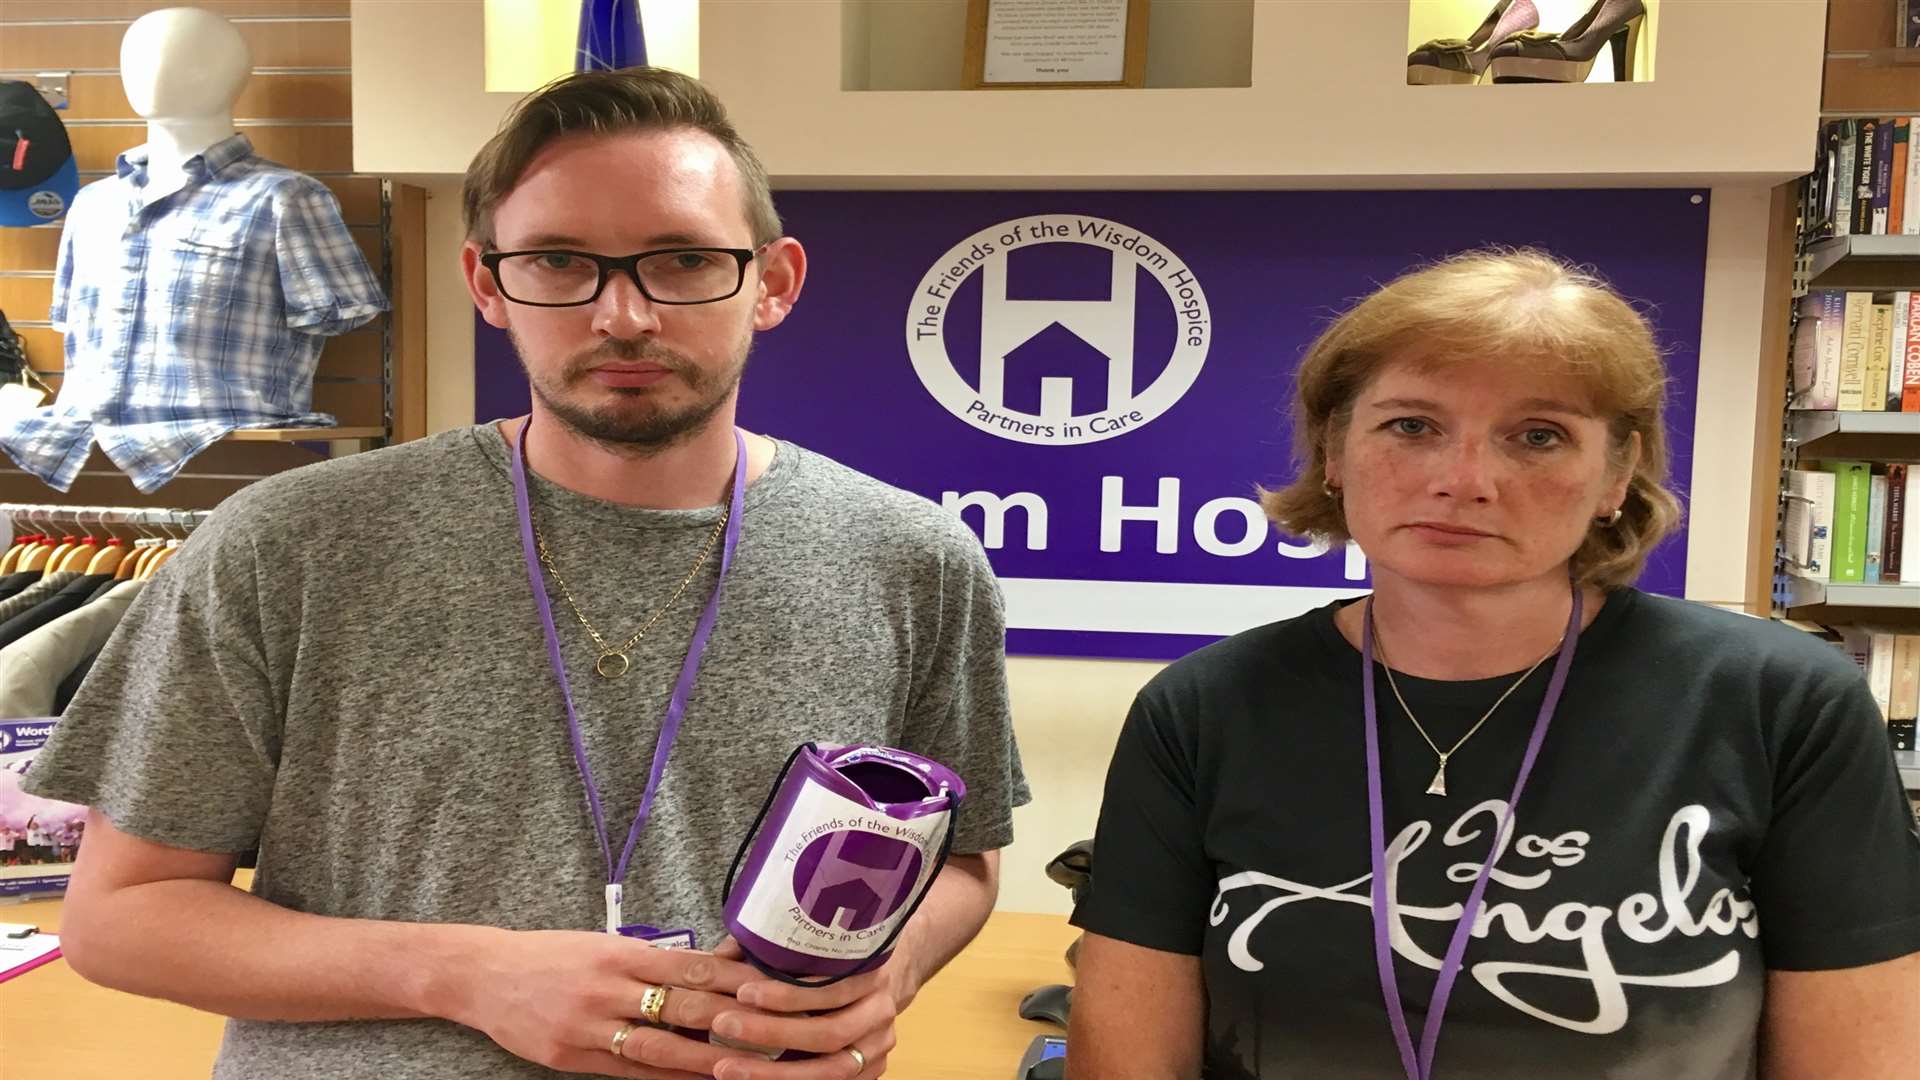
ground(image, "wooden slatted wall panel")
xmin=0 ymin=0 xmax=393 ymax=508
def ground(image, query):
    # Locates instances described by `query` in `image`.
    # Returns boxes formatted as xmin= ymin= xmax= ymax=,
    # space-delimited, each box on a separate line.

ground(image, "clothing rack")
xmin=1 ymin=502 xmax=209 ymax=534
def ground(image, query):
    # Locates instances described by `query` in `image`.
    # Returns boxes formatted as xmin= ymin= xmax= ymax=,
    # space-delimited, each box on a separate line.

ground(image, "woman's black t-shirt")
xmin=1071 ymin=589 xmax=1920 ymax=1079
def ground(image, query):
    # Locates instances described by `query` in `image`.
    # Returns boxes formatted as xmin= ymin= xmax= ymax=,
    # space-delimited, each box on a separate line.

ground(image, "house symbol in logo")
xmin=980 ymin=252 xmax=1140 ymax=423
xmin=906 ymin=214 xmax=1212 ymax=447
xmin=792 ymin=830 xmax=925 ymax=933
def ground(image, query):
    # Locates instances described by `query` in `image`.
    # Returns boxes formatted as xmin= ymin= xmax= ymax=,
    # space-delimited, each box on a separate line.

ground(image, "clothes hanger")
xmin=11 ymin=511 xmax=48 ymax=574
xmin=22 ymin=512 xmax=64 ymax=574
xmin=127 ymin=516 xmax=166 ymax=580
xmin=18 ymin=511 xmax=62 ymax=575
xmin=137 ymin=513 xmax=186 ymax=580
xmin=40 ymin=529 xmax=76 ymax=573
xmin=0 ymin=508 xmax=33 ymax=574
xmin=118 ymin=517 xmax=158 ymax=581
xmin=55 ymin=510 xmax=102 ymax=573
xmin=0 ymin=510 xmax=38 ymax=573
xmin=84 ymin=509 xmax=129 ymax=576
xmin=142 ymin=545 xmax=178 ymax=579
xmin=0 ymin=535 xmax=31 ymax=575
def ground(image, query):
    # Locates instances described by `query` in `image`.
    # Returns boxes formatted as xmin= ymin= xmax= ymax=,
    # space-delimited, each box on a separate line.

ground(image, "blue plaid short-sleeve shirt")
xmin=0 ymin=134 xmax=387 ymax=492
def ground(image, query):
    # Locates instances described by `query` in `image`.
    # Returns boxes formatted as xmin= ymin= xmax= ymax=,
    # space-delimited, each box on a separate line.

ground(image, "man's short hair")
xmin=462 ymin=66 xmax=781 ymax=247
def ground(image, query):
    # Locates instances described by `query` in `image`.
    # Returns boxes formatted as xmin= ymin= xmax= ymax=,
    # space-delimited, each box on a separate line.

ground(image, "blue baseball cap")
xmin=0 ymin=80 xmax=78 ymax=227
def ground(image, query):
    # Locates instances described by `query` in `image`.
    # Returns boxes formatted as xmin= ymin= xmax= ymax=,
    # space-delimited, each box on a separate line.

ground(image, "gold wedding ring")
xmin=846 ymin=1046 xmax=868 ymax=1073
xmin=640 ymin=984 xmax=672 ymax=1026
xmin=609 ymin=1021 xmax=639 ymax=1057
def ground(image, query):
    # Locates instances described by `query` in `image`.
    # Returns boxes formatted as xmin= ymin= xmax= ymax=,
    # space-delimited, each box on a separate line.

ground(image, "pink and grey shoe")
xmin=1407 ymin=0 xmax=1539 ymax=85
xmin=1486 ymin=0 xmax=1647 ymax=84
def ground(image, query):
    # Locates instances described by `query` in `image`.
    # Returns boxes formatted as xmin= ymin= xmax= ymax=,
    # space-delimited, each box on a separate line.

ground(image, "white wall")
xmin=1687 ymin=188 xmax=1774 ymax=610
xmin=357 ymin=1 xmax=1824 ymax=186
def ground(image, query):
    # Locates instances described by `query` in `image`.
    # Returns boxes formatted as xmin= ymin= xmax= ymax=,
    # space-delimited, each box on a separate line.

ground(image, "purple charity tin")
xmin=723 ymin=743 xmax=965 ymax=982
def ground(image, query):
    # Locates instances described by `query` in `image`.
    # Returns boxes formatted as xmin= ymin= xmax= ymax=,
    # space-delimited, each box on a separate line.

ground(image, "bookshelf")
xmin=1776 ymin=98 xmax=1920 ymax=780
xmin=1778 ymin=233 xmax=1920 ymax=620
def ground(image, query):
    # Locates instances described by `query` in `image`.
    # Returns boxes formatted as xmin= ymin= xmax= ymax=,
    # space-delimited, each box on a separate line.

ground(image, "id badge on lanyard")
xmin=509 ymin=418 xmax=748 ymax=934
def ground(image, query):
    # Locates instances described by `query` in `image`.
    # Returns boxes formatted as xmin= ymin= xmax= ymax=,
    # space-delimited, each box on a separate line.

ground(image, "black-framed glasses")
xmin=478 ymin=245 xmax=765 ymax=307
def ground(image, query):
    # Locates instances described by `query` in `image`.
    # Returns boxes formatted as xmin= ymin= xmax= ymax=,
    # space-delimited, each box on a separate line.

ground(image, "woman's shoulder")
xmin=1139 ymin=603 xmax=1345 ymax=711
xmin=1609 ymin=590 xmax=1863 ymax=684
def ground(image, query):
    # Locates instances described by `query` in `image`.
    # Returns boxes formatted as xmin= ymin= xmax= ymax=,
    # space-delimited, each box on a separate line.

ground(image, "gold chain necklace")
xmin=1371 ymin=614 xmax=1555 ymax=797
xmin=533 ymin=508 xmax=730 ymax=679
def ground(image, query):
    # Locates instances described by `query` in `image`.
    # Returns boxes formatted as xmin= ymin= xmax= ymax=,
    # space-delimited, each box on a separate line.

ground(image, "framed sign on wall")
xmin=964 ymin=0 xmax=1150 ymax=89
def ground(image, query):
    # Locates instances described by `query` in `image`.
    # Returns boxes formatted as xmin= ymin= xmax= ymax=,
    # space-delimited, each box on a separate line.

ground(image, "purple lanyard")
xmin=1361 ymin=585 xmax=1581 ymax=1080
xmin=509 ymin=419 xmax=747 ymax=933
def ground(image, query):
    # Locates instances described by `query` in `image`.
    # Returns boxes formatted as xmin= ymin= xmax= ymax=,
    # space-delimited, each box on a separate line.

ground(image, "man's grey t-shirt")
xmin=27 ymin=424 xmax=1029 ymax=1080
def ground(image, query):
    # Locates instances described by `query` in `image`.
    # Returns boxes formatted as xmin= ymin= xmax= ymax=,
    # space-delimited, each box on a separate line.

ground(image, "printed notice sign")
xmin=984 ymin=0 xmax=1129 ymax=84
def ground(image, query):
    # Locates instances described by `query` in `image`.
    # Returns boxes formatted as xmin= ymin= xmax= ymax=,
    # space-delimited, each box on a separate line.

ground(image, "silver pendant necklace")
xmin=1367 ymin=604 xmax=1556 ymax=796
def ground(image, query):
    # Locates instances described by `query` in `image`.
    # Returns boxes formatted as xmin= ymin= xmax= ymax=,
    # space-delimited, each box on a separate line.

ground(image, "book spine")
xmin=1866 ymin=471 xmax=1888 ymax=582
xmin=1788 ymin=469 xmax=1837 ymax=579
xmin=1870 ymin=630 xmax=1896 ymax=719
xmin=1869 ymin=301 xmax=1895 ymax=410
xmin=1838 ymin=120 xmax=1858 ymax=237
xmin=1906 ymin=468 xmax=1920 ymax=580
xmin=1819 ymin=121 xmax=1840 ymax=239
xmin=1819 ymin=290 xmax=1845 ymax=410
xmin=1896 ymin=290 xmax=1912 ymax=407
xmin=1857 ymin=119 xmax=1880 ymax=236
xmin=1893 ymin=119 xmax=1910 ymax=231
xmin=1823 ymin=460 xmax=1873 ymax=582
xmin=1840 ymin=626 xmax=1873 ymax=672
xmin=1908 ymin=117 xmax=1920 ymax=234
xmin=1875 ymin=117 xmax=1896 ymax=234
xmin=1896 ymin=291 xmax=1914 ymax=409
xmin=1888 ymin=463 xmax=1908 ymax=581
xmin=1893 ymin=635 xmax=1920 ymax=752
xmin=1816 ymin=470 xmax=1836 ymax=582
xmin=1838 ymin=292 xmax=1873 ymax=410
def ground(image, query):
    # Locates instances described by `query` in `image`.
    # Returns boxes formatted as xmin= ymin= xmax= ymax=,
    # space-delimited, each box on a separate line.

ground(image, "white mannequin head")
xmin=119 ymin=7 xmax=251 ymax=121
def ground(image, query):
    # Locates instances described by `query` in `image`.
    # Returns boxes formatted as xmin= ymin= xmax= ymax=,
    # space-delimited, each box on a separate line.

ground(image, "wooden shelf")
xmin=1782 ymin=578 xmax=1920 ymax=610
xmin=1789 ymin=409 xmax=1920 ymax=444
xmin=224 ymin=427 xmax=384 ymax=442
xmin=1806 ymin=234 xmax=1920 ymax=289
xmin=1826 ymin=47 xmax=1920 ymax=67
xmin=1804 ymin=232 xmax=1920 ymax=282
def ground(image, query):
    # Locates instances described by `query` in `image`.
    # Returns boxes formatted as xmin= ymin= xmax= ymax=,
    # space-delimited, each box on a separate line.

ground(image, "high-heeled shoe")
xmin=1486 ymin=0 xmax=1646 ymax=84
xmin=1407 ymin=0 xmax=1539 ymax=85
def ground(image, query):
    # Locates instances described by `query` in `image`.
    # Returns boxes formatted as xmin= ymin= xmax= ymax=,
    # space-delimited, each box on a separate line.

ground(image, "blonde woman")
xmin=1067 ymin=250 xmax=1920 ymax=1079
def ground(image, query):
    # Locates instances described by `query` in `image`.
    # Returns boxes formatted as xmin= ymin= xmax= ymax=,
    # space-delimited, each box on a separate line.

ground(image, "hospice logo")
xmin=905 ymin=215 xmax=1211 ymax=446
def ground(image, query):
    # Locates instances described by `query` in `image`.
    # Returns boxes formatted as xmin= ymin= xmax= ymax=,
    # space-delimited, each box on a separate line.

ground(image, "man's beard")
xmin=514 ymin=331 xmax=750 ymax=453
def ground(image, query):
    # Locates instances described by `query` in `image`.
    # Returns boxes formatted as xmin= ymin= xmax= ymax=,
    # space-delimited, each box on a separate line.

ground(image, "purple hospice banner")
xmin=475 ymin=189 xmax=1709 ymax=661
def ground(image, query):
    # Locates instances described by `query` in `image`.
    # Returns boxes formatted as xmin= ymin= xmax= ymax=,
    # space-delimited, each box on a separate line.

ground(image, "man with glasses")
xmin=28 ymin=68 xmax=1027 ymax=1080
